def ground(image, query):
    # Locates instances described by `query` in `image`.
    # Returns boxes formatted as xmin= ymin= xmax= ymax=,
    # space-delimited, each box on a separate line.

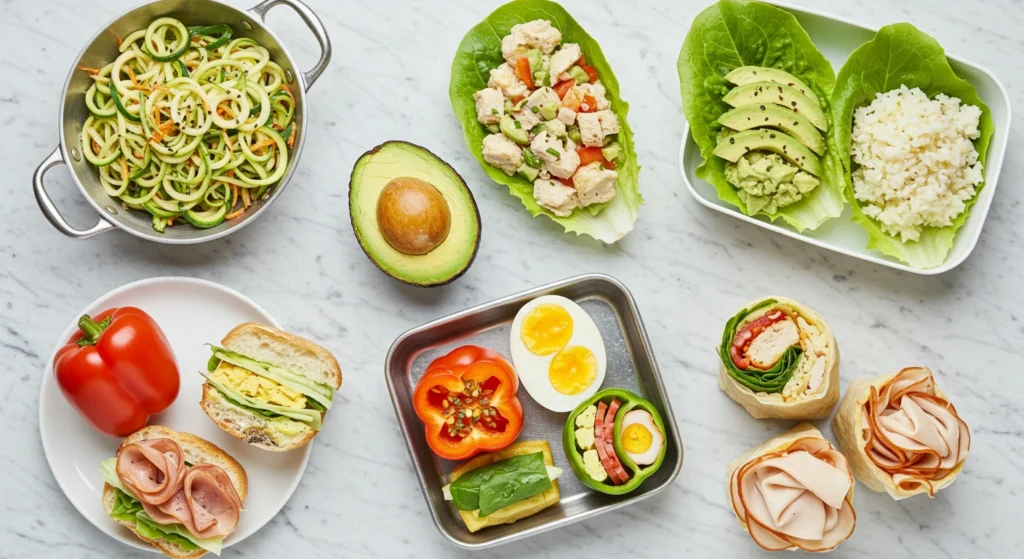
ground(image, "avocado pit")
xmin=376 ymin=177 xmax=452 ymax=255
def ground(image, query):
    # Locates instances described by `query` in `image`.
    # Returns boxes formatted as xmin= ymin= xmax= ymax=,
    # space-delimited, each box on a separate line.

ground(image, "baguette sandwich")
xmin=200 ymin=323 xmax=342 ymax=451
xmin=100 ymin=426 xmax=247 ymax=558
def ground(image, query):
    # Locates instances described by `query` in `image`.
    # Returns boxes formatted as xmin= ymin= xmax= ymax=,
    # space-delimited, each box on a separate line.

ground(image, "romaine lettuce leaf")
xmin=677 ymin=0 xmax=843 ymax=231
xmin=450 ymin=0 xmax=641 ymax=244
xmin=831 ymin=23 xmax=994 ymax=269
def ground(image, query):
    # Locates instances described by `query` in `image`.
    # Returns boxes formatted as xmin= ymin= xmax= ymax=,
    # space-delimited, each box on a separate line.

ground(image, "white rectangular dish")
xmin=678 ymin=1 xmax=1011 ymax=275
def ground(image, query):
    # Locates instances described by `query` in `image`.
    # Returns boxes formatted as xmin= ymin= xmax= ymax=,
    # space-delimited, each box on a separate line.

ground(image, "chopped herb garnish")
xmin=546 ymin=147 xmax=560 ymax=157
xmin=531 ymin=106 xmax=540 ymax=114
xmin=514 ymin=120 xmax=522 ymax=129
xmin=491 ymin=108 xmax=499 ymax=115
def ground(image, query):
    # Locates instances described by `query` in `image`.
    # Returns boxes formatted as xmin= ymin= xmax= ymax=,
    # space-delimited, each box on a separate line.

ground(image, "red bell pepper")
xmin=577 ymin=146 xmax=616 ymax=170
xmin=53 ymin=307 xmax=180 ymax=437
xmin=413 ymin=345 xmax=523 ymax=460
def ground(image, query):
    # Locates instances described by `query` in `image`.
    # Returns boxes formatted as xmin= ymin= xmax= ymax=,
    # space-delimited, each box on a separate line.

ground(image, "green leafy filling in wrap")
xmin=450 ymin=0 xmax=641 ymax=244
xmin=719 ymin=299 xmax=803 ymax=393
xmin=831 ymin=23 xmax=994 ymax=269
xmin=677 ymin=0 xmax=843 ymax=231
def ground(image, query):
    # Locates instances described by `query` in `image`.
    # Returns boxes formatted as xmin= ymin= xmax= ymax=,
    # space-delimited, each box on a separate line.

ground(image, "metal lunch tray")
xmin=385 ymin=273 xmax=684 ymax=549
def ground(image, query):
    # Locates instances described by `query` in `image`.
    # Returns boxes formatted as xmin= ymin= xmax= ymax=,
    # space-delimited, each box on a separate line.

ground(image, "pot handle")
xmin=33 ymin=146 xmax=116 ymax=240
xmin=248 ymin=0 xmax=332 ymax=91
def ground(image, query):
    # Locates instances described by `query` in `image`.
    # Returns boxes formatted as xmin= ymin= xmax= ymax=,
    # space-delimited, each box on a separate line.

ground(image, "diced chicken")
xmin=549 ymin=43 xmax=582 ymax=82
xmin=557 ymin=107 xmax=577 ymax=126
xmin=577 ymin=110 xmax=620 ymax=147
xmin=561 ymin=86 xmax=585 ymax=111
xmin=595 ymin=110 xmax=619 ymax=134
xmin=806 ymin=358 xmax=827 ymax=394
xmin=501 ymin=20 xmax=562 ymax=64
xmin=488 ymin=63 xmax=528 ymax=99
xmin=513 ymin=86 xmax=560 ymax=129
xmin=531 ymin=132 xmax=579 ymax=179
xmin=474 ymin=88 xmax=504 ymax=125
xmin=745 ymin=318 xmax=800 ymax=369
xmin=577 ymin=82 xmax=610 ymax=110
xmin=533 ymin=178 xmax=579 ymax=217
xmin=482 ymin=133 xmax=523 ymax=176
xmin=573 ymin=162 xmax=618 ymax=206
xmin=577 ymin=113 xmax=603 ymax=147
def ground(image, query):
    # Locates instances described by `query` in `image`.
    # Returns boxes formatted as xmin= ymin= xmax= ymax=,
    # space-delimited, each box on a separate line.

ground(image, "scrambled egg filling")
xmin=212 ymin=363 xmax=307 ymax=409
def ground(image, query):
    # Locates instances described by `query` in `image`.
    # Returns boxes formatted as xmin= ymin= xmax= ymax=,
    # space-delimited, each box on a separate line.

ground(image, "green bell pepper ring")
xmin=562 ymin=388 xmax=667 ymax=495
xmin=719 ymin=298 xmax=803 ymax=394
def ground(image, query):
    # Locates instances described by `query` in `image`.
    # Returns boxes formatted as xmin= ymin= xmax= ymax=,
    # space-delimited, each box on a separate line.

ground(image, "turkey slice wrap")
xmin=832 ymin=366 xmax=970 ymax=500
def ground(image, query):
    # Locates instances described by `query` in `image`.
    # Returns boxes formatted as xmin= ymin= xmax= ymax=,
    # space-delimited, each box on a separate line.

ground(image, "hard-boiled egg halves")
xmin=509 ymin=295 xmax=607 ymax=412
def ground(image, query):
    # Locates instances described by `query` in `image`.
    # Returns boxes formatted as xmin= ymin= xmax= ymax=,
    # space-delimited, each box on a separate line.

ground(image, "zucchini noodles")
xmin=79 ymin=17 xmax=297 ymax=232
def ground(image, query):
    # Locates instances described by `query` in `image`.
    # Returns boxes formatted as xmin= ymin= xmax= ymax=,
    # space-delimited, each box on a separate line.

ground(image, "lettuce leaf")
xmin=677 ymin=0 xmax=843 ymax=231
xmin=832 ymin=23 xmax=994 ymax=269
xmin=450 ymin=0 xmax=641 ymax=244
xmin=99 ymin=458 xmax=222 ymax=555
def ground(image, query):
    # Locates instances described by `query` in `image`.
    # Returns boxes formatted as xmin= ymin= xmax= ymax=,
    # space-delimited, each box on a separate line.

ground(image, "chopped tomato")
xmin=579 ymin=94 xmax=598 ymax=113
xmin=730 ymin=309 xmax=788 ymax=369
xmin=557 ymin=176 xmax=574 ymax=188
xmin=582 ymin=65 xmax=598 ymax=83
xmin=577 ymin=146 xmax=615 ymax=170
xmin=554 ymin=79 xmax=575 ymax=99
xmin=515 ymin=57 xmax=534 ymax=90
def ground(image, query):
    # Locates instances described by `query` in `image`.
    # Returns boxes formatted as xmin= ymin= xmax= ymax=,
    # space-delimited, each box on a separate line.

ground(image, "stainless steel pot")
xmin=33 ymin=0 xmax=331 ymax=244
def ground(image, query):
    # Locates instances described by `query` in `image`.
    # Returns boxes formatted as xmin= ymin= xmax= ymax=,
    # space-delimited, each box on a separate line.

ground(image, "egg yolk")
xmin=211 ymin=364 xmax=307 ymax=409
xmin=548 ymin=345 xmax=597 ymax=395
xmin=521 ymin=304 xmax=574 ymax=356
xmin=622 ymin=423 xmax=653 ymax=454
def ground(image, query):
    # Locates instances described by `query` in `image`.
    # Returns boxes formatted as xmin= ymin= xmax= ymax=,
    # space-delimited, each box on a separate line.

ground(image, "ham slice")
xmin=602 ymin=399 xmax=629 ymax=483
xmin=730 ymin=437 xmax=856 ymax=552
xmin=116 ymin=438 xmax=186 ymax=506
xmin=861 ymin=367 xmax=970 ymax=496
xmin=593 ymin=401 xmax=621 ymax=484
xmin=117 ymin=439 xmax=243 ymax=540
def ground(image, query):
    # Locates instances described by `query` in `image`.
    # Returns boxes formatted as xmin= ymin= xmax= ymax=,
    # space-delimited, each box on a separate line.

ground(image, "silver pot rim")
xmin=34 ymin=0 xmax=331 ymax=244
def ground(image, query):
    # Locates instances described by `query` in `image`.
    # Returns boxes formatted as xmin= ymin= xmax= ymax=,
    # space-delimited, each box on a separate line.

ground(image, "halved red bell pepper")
xmin=53 ymin=307 xmax=180 ymax=437
xmin=413 ymin=345 xmax=523 ymax=460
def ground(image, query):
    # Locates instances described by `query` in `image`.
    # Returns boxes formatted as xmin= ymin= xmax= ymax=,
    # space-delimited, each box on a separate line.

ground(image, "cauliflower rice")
xmin=850 ymin=85 xmax=983 ymax=242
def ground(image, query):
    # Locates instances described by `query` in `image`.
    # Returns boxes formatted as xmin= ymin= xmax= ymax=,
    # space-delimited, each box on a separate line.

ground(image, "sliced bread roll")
xmin=102 ymin=426 xmax=248 ymax=559
xmin=201 ymin=323 xmax=342 ymax=451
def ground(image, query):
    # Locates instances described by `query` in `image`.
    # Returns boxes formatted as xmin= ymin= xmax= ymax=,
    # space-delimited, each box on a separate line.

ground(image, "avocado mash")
xmin=725 ymin=152 xmax=819 ymax=215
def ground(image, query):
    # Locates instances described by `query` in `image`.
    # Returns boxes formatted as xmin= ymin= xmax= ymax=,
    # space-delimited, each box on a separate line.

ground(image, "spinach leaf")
xmin=677 ymin=0 xmax=843 ymax=231
xmin=449 ymin=452 xmax=551 ymax=516
xmin=832 ymin=23 xmax=994 ymax=269
xmin=450 ymin=0 xmax=641 ymax=244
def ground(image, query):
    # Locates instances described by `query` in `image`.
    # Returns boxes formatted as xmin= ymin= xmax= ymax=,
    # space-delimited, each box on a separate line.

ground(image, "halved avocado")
xmin=349 ymin=141 xmax=480 ymax=286
xmin=723 ymin=66 xmax=819 ymax=108
xmin=718 ymin=105 xmax=825 ymax=155
xmin=723 ymin=81 xmax=827 ymax=132
xmin=714 ymin=130 xmax=821 ymax=177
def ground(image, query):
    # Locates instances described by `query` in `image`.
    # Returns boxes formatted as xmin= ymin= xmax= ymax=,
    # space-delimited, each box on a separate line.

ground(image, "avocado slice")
xmin=718 ymin=105 xmax=825 ymax=155
xmin=723 ymin=81 xmax=827 ymax=132
xmin=714 ymin=130 xmax=821 ymax=177
xmin=349 ymin=141 xmax=481 ymax=287
xmin=723 ymin=66 xmax=819 ymax=108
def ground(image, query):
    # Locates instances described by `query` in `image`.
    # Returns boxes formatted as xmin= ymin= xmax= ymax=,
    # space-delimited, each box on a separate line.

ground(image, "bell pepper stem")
xmin=77 ymin=315 xmax=112 ymax=347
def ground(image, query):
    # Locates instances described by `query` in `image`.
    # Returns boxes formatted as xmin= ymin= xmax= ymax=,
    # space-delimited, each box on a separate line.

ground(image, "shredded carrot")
xmin=78 ymin=66 xmax=101 ymax=75
xmin=127 ymin=66 xmax=150 ymax=91
xmin=250 ymin=138 xmax=275 ymax=153
xmin=222 ymin=130 xmax=234 ymax=152
xmin=227 ymin=169 xmax=235 ymax=178
xmin=154 ymin=107 xmax=161 ymax=126
xmin=241 ymin=187 xmax=251 ymax=209
xmin=225 ymin=207 xmax=246 ymax=220
xmin=287 ymin=126 xmax=296 ymax=148
xmin=92 ymin=140 xmax=101 ymax=155
xmin=231 ymin=184 xmax=239 ymax=206
xmin=120 ymin=157 xmax=129 ymax=181
xmin=116 ymin=34 xmax=123 ymax=46
xmin=166 ymin=217 xmax=174 ymax=226
xmin=280 ymin=84 xmax=295 ymax=105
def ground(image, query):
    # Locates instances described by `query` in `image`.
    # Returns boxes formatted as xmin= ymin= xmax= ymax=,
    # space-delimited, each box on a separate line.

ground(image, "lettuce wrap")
xmin=449 ymin=0 xmax=641 ymax=244
xmin=677 ymin=0 xmax=844 ymax=231
xmin=832 ymin=23 xmax=995 ymax=269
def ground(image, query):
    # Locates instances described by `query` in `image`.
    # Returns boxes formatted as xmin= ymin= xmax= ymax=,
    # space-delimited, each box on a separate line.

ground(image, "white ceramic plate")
xmin=679 ymin=1 xmax=1011 ymax=274
xmin=39 ymin=277 xmax=311 ymax=553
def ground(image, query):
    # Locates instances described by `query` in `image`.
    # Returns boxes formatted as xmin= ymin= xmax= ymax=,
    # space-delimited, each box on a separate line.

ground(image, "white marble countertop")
xmin=2 ymin=0 xmax=1022 ymax=556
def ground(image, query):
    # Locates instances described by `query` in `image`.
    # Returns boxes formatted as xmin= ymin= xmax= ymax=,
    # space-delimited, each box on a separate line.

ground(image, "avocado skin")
xmin=714 ymin=130 xmax=822 ymax=177
xmin=348 ymin=141 xmax=481 ymax=287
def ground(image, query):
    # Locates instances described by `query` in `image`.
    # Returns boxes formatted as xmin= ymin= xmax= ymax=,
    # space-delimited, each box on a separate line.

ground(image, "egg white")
xmin=509 ymin=295 xmax=607 ymax=412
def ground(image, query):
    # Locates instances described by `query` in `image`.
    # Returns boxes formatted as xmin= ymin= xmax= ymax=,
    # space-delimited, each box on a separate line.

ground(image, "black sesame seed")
xmin=729 ymin=137 xmax=735 ymax=144
xmin=791 ymin=101 xmax=797 ymax=106
xmin=760 ymin=105 xmax=765 ymax=110
xmin=770 ymin=133 xmax=776 ymax=139
xmin=765 ymin=117 xmax=769 ymax=121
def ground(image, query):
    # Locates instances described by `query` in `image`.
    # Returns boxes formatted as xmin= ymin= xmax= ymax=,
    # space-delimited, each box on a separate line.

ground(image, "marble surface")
xmin=2 ymin=0 xmax=1022 ymax=556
